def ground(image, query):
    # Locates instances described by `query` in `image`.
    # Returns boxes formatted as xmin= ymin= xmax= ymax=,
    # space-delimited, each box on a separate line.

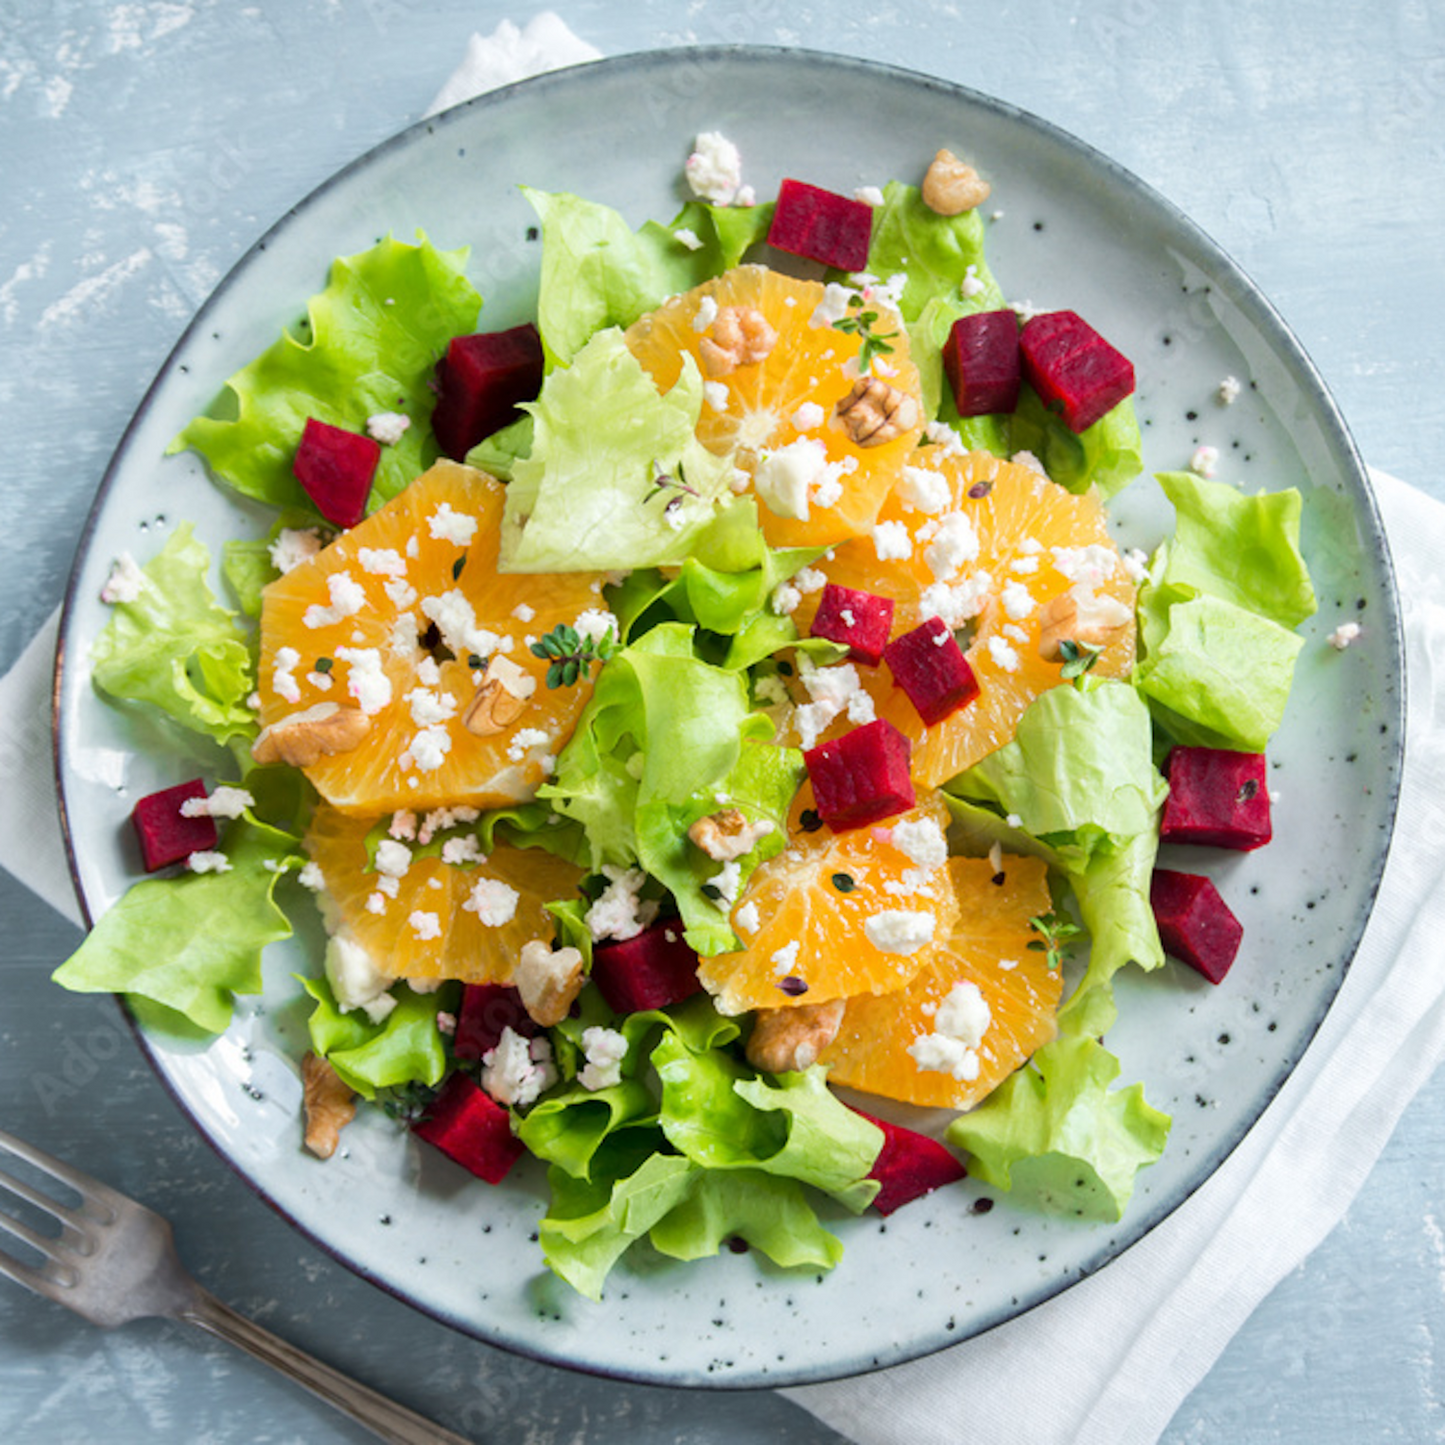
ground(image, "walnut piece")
xmin=687 ymin=807 xmax=776 ymax=862
xmin=745 ymin=999 xmax=847 ymax=1074
xmin=698 ymin=306 xmax=777 ymax=378
xmin=921 ymin=148 xmax=991 ymax=216
xmin=252 ymin=701 xmax=371 ymax=768
xmin=514 ymin=939 xmax=586 ymax=1028
xmin=834 ymin=376 xmax=921 ymax=447
xmin=1037 ymin=584 xmax=1135 ymax=662
xmin=462 ymin=654 xmax=537 ymax=737
xmin=301 ymin=1051 xmax=356 ymax=1160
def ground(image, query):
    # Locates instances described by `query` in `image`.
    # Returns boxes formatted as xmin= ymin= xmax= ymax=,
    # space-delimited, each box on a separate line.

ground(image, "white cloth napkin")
xmin=9 ymin=19 xmax=1444 ymax=1444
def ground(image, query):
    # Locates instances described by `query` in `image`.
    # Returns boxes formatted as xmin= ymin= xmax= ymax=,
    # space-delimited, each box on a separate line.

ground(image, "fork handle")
xmin=181 ymin=1289 xmax=475 ymax=1444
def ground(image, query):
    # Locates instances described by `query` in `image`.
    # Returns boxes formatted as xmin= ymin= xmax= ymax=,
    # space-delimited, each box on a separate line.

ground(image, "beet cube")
xmin=453 ymin=983 xmax=537 ymax=1061
xmin=884 ymin=617 xmax=980 ymax=726
xmin=1150 ymin=869 xmax=1243 ymax=984
xmin=852 ymin=1107 xmax=967 ymax=1216
xmin=942 ymin=310 xmax=1022 ymax=417
xmin=804 ymin=719 xmax=915 ymax=833
xmin=810 ymin=583 xmax=895 ymax=666
xmin=131 ymin=779 xmax=218 ymax=872
xmin=412 ymin=1072 xmax=525 ymax=1184
xmin=292 ymin=418 xmax=379 ymax=529
xmin=766 ymin=179 xmax=873 ymax=271
xmin=1160 ymin=747 xmax=1272 ymax=851
xmin=1018 ymin=310 xmax=1135 ymax=433
xmin=431 ymin=323 xmax=545 ymax=461
xmin=590 ymin=921 xmax=702 ymax=1015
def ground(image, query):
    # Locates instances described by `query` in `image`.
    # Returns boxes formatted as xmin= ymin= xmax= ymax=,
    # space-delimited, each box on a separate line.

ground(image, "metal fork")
xmin=0 ymin=1127 xmax=473 ymax=1444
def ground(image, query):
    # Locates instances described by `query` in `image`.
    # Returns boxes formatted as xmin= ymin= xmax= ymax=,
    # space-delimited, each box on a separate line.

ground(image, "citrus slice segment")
xmin=257 ymin=460 xmax=611 ymax=816
xmin=624 ymin=265 xmax=924 ymax=549
xmin=696 ymin=790 xmax=959 ymax=1016
xmin=784 ymin=451 xmax=1138 ymax=785
xmin=305 ymin=803 xmax=585 ymax=985
xmin=819 ymin=854 xmax=1060 ymax=1109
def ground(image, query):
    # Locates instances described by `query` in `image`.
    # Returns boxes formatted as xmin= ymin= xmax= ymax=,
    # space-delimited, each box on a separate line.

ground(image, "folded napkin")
xmin=8 ymin=19 xmax=1443 ymax=1444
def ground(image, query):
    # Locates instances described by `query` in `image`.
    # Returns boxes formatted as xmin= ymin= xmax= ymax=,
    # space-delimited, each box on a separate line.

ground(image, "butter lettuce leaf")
xmin=170 ymin=235 xmax=480 ymax=515
xmin=91 ymin=524 xmax=256 ymax=751
xmin=947 ymin=1031 xmax=1171 ymax=1221
xmin=1006 ymin=386 xmax=1144 ymax=500
xmin=499 ymin=327 xmax=746 ymax=573
xmin=301 ymin=977 xmax=452 ymax=1100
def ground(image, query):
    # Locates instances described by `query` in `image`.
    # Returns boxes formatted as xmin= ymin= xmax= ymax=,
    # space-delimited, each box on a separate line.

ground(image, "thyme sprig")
xmin=1027 ymin=911 xmax=1083 ymax=972
xmin=531 ymin=622 xmax=618 ymax=689
xmin=1058 ymin=638 xmax=1105 ymax=683
xmin=832 ymin=293 xmax=898 ymax=375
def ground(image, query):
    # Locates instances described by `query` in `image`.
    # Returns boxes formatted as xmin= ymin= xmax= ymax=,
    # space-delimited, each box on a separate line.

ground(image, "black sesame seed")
xmin=778 ymin=975 xmax=809 ymax=996
xmin=831 ymin=872 xmax=856 ymax=892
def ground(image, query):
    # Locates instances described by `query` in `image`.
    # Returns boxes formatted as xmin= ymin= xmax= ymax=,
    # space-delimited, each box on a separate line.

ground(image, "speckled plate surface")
xmin=54 ymin=47 xmax=1402 ymax=1387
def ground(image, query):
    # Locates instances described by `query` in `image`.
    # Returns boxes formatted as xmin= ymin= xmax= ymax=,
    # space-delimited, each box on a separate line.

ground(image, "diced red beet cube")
xmin=852 ymin=1107 xmax=967 ymax=1216
xmin=292 ymin=418 xmax=380 ymax=528
xmin=766 ymin=179 xmax=873 ymax=271
xmin=1150 ymin=869 xmax=1243 ymax=984
xmin=884 ymin=617 xmax=980 ymax=726
xmin=804 ymin=719 xmax=915 ymax=833
xmin=942 ymin=310 xmax=1022 ymax=417
xmin=810 ymin=583 xmax=895 ymax=667
xmin=430 ymin=323 xmax=545 ymax=461
xmin=412 ymin=1072 xmax=525 ymax=1184
xmin=1160 ymin=747 xmax=1272 ymax=851
xmin=1018 ymin=310 xmax=1135 ymax=433
xmin=131 ymin=779 xmax=218 ymax=872
xmin=590 ymin=921 xmax=702 ymax=1015
xmin=452 ymin=983 xmax=537 ymax=1061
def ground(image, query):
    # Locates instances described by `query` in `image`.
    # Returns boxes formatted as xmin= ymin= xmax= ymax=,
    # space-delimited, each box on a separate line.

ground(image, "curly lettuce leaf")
xmin=1006 ymin=386 xmax=1144 ymax=499
xmin=300 ymin=977 xmax=452 ymax=1100
xmin=499 ymin=327 xmax=745 ymax=573
xmin=91 ymin=524 xmax=256 ymax=751
xmin=947 ymin=1031 xmax=1170 ymax=1221
xmin=169 ymin=235 xmax=480 ymax=515
xmin=524 ymin=188 xmax=774 ymax=367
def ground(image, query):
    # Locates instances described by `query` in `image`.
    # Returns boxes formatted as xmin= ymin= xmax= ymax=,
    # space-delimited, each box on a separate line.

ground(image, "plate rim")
xmin=50 ymin=42 xmax=1407 ymax=1389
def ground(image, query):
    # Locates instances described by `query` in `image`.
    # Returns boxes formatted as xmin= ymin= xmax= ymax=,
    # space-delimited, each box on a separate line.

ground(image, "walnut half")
xmin=301 ymin=1051 xmax=356 ymax=1159
xmin=687 ymin=808 xmax=776 ymax=862
xmin=698 ymin=306 xmax=777 ymax=378
xmin=745 ymin=999 xmax=847 ymax=1074
xmin=834 ymin=376 xmax=921 ymax=448
xmin=462 ymin=654 xmax=537 ymax=737
xmin=1037 ymin=584 xmax=1134 ymax=662
xmin=252 ymin=702 xmax=370 ymax=768
xmin=513 ymin=939 xmax=586 ymax=1028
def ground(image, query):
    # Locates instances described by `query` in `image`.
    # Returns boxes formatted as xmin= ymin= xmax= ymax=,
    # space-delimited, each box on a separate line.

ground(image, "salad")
xmin=54 ymin=134 xmax=1316 ymax=1301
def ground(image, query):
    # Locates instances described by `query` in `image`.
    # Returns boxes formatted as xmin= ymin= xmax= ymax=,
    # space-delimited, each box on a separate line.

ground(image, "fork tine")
xmin=0 ymin=1207 xmax=78 ymax=1277
xmin=0 ymin=1129 xmax=120 ymax=1222
xmin=0 ymin=1244 xmax=56 ymax=1298
xmin=0 ymin=1161 xmax=85 ymax=1231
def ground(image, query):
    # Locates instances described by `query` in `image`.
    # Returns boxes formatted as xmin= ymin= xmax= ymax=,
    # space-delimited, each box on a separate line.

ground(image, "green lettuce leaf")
xmin=300 ymin=977 xmax=452 ymax=1100
xmin=947 ymin=1031 xmax=1171 ymax=1221
xmin=1006 ymin=386 xmax=1144 ymax=499
xmin=499 ymin=327 xmax=746 ymax=573
xmin=169 ymin=235 xmax=480 ymax=515
xmin=91 ymin=524 xmax=256 ymax=751
xmin=52 ymin=804 xmax=301 ymax=1034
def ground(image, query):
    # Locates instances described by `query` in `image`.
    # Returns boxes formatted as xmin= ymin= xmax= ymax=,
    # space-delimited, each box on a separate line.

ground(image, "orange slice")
xmin=257 ymin=460 xmax=610 ymax=815
xmin=784 ymin=451 xmax=1137 ymax=784
xmin=624 ymin=265 xmax=924 ymax=549
xmin=305 ymin=803 xmax=585 ymax=985
xmin=819 ymin=855 xmax=1060 ymax=1109
xmin=696 ymin=791 xmax=959 ymax=1016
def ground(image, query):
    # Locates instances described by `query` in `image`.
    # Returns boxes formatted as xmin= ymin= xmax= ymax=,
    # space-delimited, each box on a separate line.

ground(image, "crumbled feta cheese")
xmin=770 ymin=582 xmax=802 ymax=616
xmin=186 ymin=850 xmax=231 ymax=874
xmin=754 ymin=674 xmax=789 ymax=707
xmin=673 ymin=226 xmax=703 ymax=251
xmin=1328 ymin=621 xmax=1362 ymax=650
xmin=405 ymin=686 xmax=458 ymax=728
xmin=987 ymin=635 xmax=1022 ymax=673
xmin=1122 ymin=547 xmax=1151 ymax=585
xmin=872 ymin=519 xmax=913 ymax=562
xmin=708 ymin=859 xmax=743 ymax=906
xmin=100 ymin=552 xmax=147 ymax=604
xmin=898 ymin=464 xmax=951 ymax=514
xmin=428 ymin=502 xmax=479 ymax=546
xmin=419 ymin=589 xmax=501 ymax=659
xmin=408 ymin=910 xmax=442 ymax=940
xmin=358 ymin=547 xmax=407 ymax=578
xmin=1001 ymin=581 xmax=1036 ymax=621
xmin=809 ymin=281 xmax=858 ymax=329
xmin=585 ymin=865 xmax=657 ymax=942
xmin=1009 ymin=450 xmax=1047 ymax=476
xmin=388 ymin=809 xmax=418 ymax=841
xmin=1009 ymin=298 xmax=1042 ymax=322
xmin=771 ymin=940 xmax=801 ymax=975
xmin=366 ymin=411 xmax=411 ymax=446
xmin=917 ymin=572 xmax=993 ymax=628
xmin=272 ymin=645 xmax=302 ymax=705
xmin=1003 ymin=623 xmax=1028 ymax=645
xmin=811 ymin=454 xmax=856 ymax=510
xmin=334 ymin=645 xmax=392 ymax=714
xmin=909 ymin=980 xmax=992 ymax=1080
xmin=440 ymin=834 xmax=486 ymax=866
xmin=754 ymin=438 xmax=828 ymax=521
xmin=693 ymin=294 xmax=719 ymax=333
xmin=891 ymin=817 xmax=948 ymax=872
xmin=863 ymin=909 xmax=936 ymax=955
xmin=854 ymin=185 xmax=885 ymax=206
xmin=298 ymin=860 xmax=326 ymax=891
xmin=402 ymin=724 xmax=452 ymax=773
xmin=924 ymin=420 xmax=966 ymax=457
xmin=735 ymin=900 xmax=761 ymax=936
xmin=960 ymin=264 xmax=985 ymax=299
xmin=924 ymin=511 xmax=981 ymax=580
xmin=462 ymin=876 xmax=520 ymax=927
xmin=792 ymin=566 xmax=827 ymax=595
xmin=268 ymin=528 xmax=323 ymax=577
xmin=1189 ymin=444 xmax=1220 ymax=479
xmin=578 ymin=1026 xmax=629 ymax=1091
xmin=180 ymin=785 xmax=254 ymax=821
xmin=684 ymin=131 xmax=743 ymax=205
xmin=573 ymin=608 xmax=617 ymax=645
xmin=507 ymin=726 xmax=551 ymax=762
xmin=325 ymin=929 xmax=396 ymax=1024
xmin=702 ymin=379 xmax=729 ymax=411
xmin=482 ymin=1027 xmax=556 ymax=1108
xmin=416 ymin=805 xmax=479 ymax=844
xmin=791 ymin=400 xmax=825 ymax=431
xmin=1217 ymin=375 xmax=1242 ymax=405
xmin=374 ymin=839 xmax=412 ymax=879
xmin=1051 ymin=544 xmax=1118 ymax=588
xmin=304 ymin=571 xmax=366 ymax=629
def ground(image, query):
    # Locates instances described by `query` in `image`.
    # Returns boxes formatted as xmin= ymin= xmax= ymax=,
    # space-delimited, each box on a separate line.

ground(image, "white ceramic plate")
xmin=54 ymin=48 xmax=1403 ymax=1387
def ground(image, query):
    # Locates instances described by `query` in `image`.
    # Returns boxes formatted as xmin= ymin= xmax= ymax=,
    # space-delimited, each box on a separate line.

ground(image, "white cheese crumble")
xmin=918 ymin=572 xmax=993 ymax=629
xmin=186 ymin=850 xmax=231 ymax=874
xmin=1121 ymin=547 xmax=1151 ymax=585
xmin=734 ymin=900 xmax=761 ymax=936
xmin=325 ymin=929 xmax=396 ymax=1024
xmin=409 ymin=910 xmax=442 ymax=940
xmin=268 ymin=528 xmax=323 ymax=576
xmin=960 ymin=263 xmax=985 ymax=299
xmin=863 ymin=910 xmax=937 ymax=955
xmin=1010 ymin=450 xmax=1047 ymax=476
xmin=428 ymin=502 xmax=479 ymax=546
xmin=374 ymin=839 xmax=412 ymax=879
xmin=417 ymin=805 xmax=480 ymax=844
xmin=585 ymin=865 xmax=657 ymax=942
xmin=462 ymin=876 xmax=520 ymax=926
xmin=402 ymin=724 xmax=451 ymax=773
xmin=708 ymin=859 xmax=743 ymax=906
xmin=702 ymin=379 xmax=729 ymax=411
xmin=809 ymin=281 xmax=857 ymax=329
xmin=770 ymin=582 xmax=802 ymax=616
xmin=791 ymin=400 xmax=825 ymax=431
xmin=754 ymin=438 xmax=828 ymax=521
xmin=366 ymin=411 xmax=411 ymax=445
xmin=573 ymin=608 xmax=618 ymax=645
xmin=1217 ymin=375 xmax=1242 ymax=405
xmin=100 ymin=552 xmax=147 ymax=604
xmin=1051 ymin=544 xmax=1118 ymax=588
xmin=180 ymin=786 xmax=254 ymax=821
xmin=1189 ymin=444 xmax=1220 ymax=479
xmin=872 ymin=519 xmax=913 ymax=561
xmin=303 ymin=570 xmax=367 ymax=629
xmin=297 ymin=860 xmax=326 ymax=892
xmin=1328 ymin=620 xmax=1362 ymax=650
xmin=793 ymin=658 xmax=876 ymax=749
xmin=673 ymin=226 xmax=703 ymax=251
xmin=987 ymin=635 xmax=1022 ymax=673
xmin=898 ymin=464 xmax=951 ymax=514
xmin=854 ymin=185 xmax=885 ymax=207
xmin=272 ymin=645 xmax=302 ymax=705
xmin=908 ymin=980 xmax=992 ymax=1080
xmin=358 ymin=546 xmax=407 ymax=578
xmin=924 ymin=511 xmax=981 ymax=580
xmin=693 ymin=294 xmax=719 ymax=332
xmin=578 ymin=1026 xmax=629 ymax=1091
xmin=771 ymin=940 xmax=801 ymax=975
xmin=334 ymin=645 xmax=392 ymax=714
xmin=684 ymin=131 xmax=743 ymax=205
xmin=891 ymin=817 xmax=948 ymax=872
xmin=440 ymin=834 xmax=485 ymax=866
xmin=507 ymin=726 xmax=551 ymax=762
xmin=482 ymin=1028 xmax=556 ymax=1108
xmin=419 ymin=589 xmax=501 ymax=659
